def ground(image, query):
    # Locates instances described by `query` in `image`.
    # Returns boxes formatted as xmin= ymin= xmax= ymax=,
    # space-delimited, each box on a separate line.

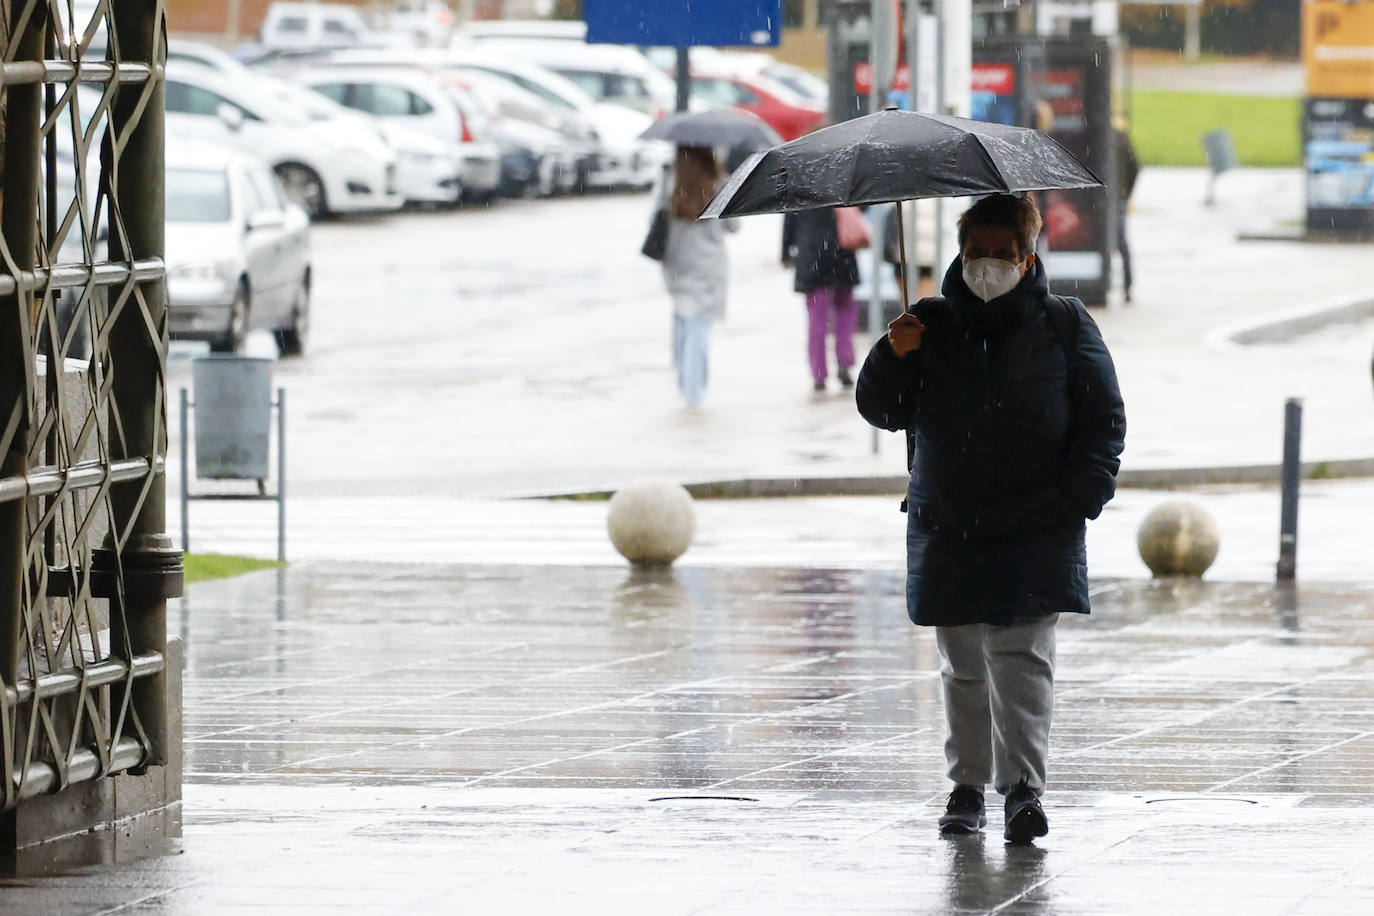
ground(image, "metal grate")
xmin=0 ymin=0 xmax=178 ymax=811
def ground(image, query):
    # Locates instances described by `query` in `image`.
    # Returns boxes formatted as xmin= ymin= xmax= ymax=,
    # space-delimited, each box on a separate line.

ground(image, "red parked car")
xmin=686 ymin=70 xmax=826 ymax=141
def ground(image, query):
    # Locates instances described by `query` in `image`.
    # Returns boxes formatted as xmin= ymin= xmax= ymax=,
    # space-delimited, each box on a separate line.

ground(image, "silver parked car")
xmin=166 ymin=143 xmax=312 ymax=355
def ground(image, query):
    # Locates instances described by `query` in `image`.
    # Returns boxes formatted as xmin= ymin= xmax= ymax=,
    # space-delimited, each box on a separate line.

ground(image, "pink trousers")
xmin=806 ymin=286 xmax=857 ymax=385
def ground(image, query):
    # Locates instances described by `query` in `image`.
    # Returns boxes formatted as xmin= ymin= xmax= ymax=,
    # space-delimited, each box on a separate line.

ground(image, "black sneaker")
xmin=1003 ymin=784 xmax=1049 ymax=845
xmin=837 ymin=367 xmax=854 ymax=387
xmin=938 ymin=785 xmax=986 ymax=835
xmin=813 ymin=380 xmax=826 ymax=392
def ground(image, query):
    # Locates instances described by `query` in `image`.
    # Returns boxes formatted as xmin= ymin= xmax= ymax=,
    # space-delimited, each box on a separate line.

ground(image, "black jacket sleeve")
xmin=856 ymin=335 xmax=919 ymax=432
xmin=1056 ymin=303 xmax=1127 ymax=520
xmin=781 ymin=212 xmax=797 ymax=262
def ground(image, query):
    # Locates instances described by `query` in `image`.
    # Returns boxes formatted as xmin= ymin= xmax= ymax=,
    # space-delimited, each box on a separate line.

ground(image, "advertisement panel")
xmin=1304 ymin=0 xmax=1374 ymax=98
xmin=1305 ymin=98 xmax=1374 ymax=231
xmin=1303 ymin=1 xmax=1374 ymax=235
xmin=1034 ymin=41 xmax=1115 ymax=305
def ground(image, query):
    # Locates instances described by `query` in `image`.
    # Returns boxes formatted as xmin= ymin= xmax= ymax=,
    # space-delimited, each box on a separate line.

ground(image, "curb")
xmin=1209 ymin=292 xmax=1374 ymax=347
xmin=540 ymin=457 xmax=1374 ymax=501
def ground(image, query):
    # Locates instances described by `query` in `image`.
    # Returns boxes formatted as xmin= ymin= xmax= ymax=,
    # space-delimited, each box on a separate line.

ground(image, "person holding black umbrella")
xmin=699 ymin=111 xmax=1121 ymax=843
xmin=856 ymin=193 xmax=1125 ymax=843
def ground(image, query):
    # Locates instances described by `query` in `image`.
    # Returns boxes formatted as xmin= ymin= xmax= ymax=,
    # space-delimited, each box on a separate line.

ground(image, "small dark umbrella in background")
xmin=639 ymin=107 xmax=784 ymax=151
xmin=699 ymin=109 xmax=1104 ymax=306
xmin=640 ymin=108 xmax=784 ymax=175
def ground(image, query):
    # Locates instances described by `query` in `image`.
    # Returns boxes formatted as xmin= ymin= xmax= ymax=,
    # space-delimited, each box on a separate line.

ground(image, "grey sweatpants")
xmin=935 ymin=614 xmax=1058 ymax=796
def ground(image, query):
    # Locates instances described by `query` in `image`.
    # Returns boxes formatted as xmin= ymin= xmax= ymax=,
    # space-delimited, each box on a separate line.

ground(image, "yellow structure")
xmin=1304 ymin=0 xmax=1374 ymax=98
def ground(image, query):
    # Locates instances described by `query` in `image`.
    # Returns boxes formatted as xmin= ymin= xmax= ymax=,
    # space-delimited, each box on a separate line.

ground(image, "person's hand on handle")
xmin=887 ymin=312 xmax=925 ymax=357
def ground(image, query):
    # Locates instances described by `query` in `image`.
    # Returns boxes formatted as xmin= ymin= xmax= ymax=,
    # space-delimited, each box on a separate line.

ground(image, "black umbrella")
xmin=698 ymin=109 xmax=1103 ymax=306
xmin=639 ymin=108 xmax=783 ymax=151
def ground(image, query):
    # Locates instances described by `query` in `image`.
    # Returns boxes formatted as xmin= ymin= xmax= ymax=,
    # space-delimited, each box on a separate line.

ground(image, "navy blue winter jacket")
xmin=782 ymin=208 xmax=861 ymax=294
xmin=856 ymin=257 xmax=1126 ymax=626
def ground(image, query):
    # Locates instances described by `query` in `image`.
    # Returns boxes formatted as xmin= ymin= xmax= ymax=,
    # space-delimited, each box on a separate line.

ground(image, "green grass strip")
xmin=184 ymin=553 xmax=283 ymax=584
xmin=1130 ymin=90 xmax=1301 ymax=168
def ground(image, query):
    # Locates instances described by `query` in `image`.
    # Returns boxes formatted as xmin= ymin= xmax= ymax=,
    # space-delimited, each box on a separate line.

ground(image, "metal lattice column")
xmin=0 ymin=0 xmax=180 ymax=814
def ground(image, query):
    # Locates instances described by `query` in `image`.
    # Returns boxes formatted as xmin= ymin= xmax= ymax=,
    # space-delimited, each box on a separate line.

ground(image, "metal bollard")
xmin=1276 ymin=398 xmax=1303 ymax=581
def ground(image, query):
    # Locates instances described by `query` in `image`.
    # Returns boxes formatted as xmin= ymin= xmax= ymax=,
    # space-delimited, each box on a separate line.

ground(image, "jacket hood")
xmin=940 ymin=253 xmax=1049 ymax=336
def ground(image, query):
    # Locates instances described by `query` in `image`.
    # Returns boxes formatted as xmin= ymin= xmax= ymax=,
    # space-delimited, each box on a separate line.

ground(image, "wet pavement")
xmin=5 ymin=562 xmax=1373 ymax=913
xmin=179 ymin=479 xmax=1374 ymax=583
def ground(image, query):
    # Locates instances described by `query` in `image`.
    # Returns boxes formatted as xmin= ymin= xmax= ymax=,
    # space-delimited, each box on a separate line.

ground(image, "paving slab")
xmin=5 ymin=561 xmax=1374 ymax=912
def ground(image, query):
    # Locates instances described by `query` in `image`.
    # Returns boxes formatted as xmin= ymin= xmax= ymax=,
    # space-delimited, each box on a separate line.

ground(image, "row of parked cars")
xmin=54 ymin=9 xmax=829 ymax=359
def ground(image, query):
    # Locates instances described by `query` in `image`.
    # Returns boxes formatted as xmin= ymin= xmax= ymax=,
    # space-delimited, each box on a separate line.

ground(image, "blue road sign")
xmin=584 ymin=0 xmax=782 ymax=48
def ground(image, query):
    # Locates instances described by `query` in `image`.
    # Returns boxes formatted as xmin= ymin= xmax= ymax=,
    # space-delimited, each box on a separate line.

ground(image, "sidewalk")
xmin=182 ymin=477 xmax=1374 ymax=582
xmin=5 ymin=564 xmax=1373 ymax=912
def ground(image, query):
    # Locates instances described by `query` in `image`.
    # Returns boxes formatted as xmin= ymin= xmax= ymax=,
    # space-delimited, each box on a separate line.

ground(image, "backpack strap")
xmin=1043 ymin=293 xmax=1081 ymax=361
xmin=900 ymin=428 xmax=915 ymax=513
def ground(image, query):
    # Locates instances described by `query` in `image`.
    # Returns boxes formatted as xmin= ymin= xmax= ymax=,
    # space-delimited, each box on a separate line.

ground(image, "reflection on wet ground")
xmin=3 ymin=564 xmax=1373 ymax=913
xmin=176 ymin=566 xmax=1374 ymax=799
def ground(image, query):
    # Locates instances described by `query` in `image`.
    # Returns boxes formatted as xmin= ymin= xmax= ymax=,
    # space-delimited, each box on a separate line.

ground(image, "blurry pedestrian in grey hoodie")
xmin=658 ymin=145 xmax=737 ymax=407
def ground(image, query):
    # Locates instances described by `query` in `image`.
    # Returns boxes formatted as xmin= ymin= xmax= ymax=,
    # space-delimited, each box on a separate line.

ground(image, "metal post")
xmin=1277 ymin=398 xmax=1303 ymax=582
xmin=277 ymin=388 xmax=286 ymax=564
xmin=905 ymin=0 xmax=924 ymax=288
xmin=675 ymin=47 xmax=691 ymax=113
xmin=0 ymin=0 xmax=47 ymax=687
xmin=932 ymin=0 xmax=947 ymax=279
xmin=225 ymin=0 xmax=243 ymax=44
xmin=180 ymin=388 xmax=189 ymax=555
xmin=1184 ymin=2 xmax=1201 ymax=63
xmin=867 ymin=0 xmax=890 ymax=456
xmin=104 ymin=0 xmax=178 ymax=768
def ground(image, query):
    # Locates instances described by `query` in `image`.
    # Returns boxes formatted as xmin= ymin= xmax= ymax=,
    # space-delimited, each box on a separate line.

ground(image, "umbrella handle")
xmin=895 ymin=199 xmax=911 ymax=310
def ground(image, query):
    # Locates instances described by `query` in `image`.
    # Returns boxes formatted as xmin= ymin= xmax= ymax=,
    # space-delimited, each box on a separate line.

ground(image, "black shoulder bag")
xmin=641 ymin=208 xmax=669 ymax=261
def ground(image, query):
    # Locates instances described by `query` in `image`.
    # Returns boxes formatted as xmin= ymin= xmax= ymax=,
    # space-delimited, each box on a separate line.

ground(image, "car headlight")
xmin=169 ymin=260 xmax=233 ymax=283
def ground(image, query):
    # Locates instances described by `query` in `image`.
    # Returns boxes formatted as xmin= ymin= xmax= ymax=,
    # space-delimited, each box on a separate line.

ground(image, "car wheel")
xmin=274 ymin=276 xmax=310 ymax=357
xmin=274 ymin=163 xmax=327 ymax=220
xmin=210 ymin=281 xmax=249 ymax=354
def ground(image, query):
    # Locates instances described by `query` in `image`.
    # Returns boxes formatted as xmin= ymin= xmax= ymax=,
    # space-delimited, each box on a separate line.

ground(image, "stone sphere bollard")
xmin=607 ymin=480 xmax=696 ymax=567
xmin=1136 ymin=501 xmax=1221 ymax=578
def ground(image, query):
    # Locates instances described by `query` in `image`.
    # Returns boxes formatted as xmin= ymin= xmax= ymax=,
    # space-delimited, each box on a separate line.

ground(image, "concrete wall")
xmin=1 ymin=638 xmax=183 ymax=862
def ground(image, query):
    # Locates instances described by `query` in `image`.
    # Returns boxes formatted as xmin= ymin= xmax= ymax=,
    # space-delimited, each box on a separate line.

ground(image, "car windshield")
xmin=166 ymin=168 xmax=231 ymax=223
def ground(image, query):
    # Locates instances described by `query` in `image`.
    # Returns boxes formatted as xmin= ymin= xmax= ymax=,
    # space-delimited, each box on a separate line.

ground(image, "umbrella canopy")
xmin=699 ymin=109 xmax=1103 ymax=219
xmin=639 ymin=108 xmax=783 ymax=151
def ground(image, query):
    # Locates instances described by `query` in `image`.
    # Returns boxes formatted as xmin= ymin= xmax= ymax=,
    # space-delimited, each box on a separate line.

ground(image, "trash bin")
xmin=1202 ymin=129 xmax=1237 ymax=205
xmin=191 ymin=355 xmax=273 ymax=482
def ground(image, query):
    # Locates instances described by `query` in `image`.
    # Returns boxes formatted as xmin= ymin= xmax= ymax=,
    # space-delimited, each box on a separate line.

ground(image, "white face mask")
xmin=962 ymin=257 xmax=1025 ymax=302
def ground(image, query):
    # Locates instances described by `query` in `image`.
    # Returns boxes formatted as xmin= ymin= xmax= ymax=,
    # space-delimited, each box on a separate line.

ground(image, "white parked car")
xmin=164 ymin=62 xmax=402 ymax=219
xmin=267 ymin=77 xmax=464 ymax=207
xmin=165 ymin=143 xmax=312 ymax=355
xmin=452 ymin=19 xmax=587 ymax=42
xmin=386 ymin=0 xmax=455 ymax=47
xmin=445 ymin=69 xmax=584 ymax=196
xmin=704 ymin=50 xmax=829 ymax=105
xmin=257 ymin=1 xmax=404 ymax=52
xmin=328 ymin=49 xmax=663 ymax=190
xmin=457 ymin=38 xmax=679 ymax=118
xmin=296 ymin=67 xmax=502 ymax=202
xmin=168 ymin=38 xmax=254 ymax=76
